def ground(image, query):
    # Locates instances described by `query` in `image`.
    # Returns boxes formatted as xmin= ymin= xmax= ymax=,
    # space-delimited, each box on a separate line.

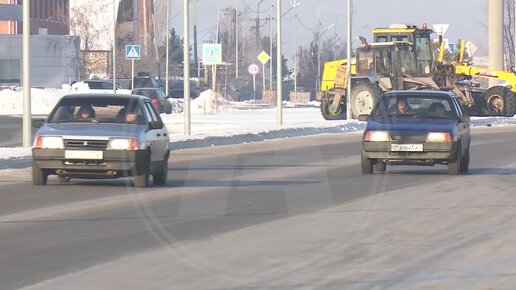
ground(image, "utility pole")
xmin=269 ymin=3 xmax=273 ymax=90
xmin=213 ymin=0 xmax=220 ymax=92
xmin=112 ymin=0 xmax=117 ymax=94
xmin=184 ymin=0 xmax=191 ymax=135
xmin=165 ymin=0 xmax=170 ymax=97
xmin=346 ymin=0 xmax=352 ymax=120
xmin=22 ymin=0 xmax=31 ymax=147
xmin=193 ymin=0 xmax=198 ymax=77
xmin=235 ymin=0 xmax=239 ymax=79
xmin=293 ymin=0 xmax=298 ymax=91
xmin=257 ymin=0 xmax=265 ymax=49
xmin=276 ymin=0 xmax=282 ymax=125
xmin=489 ymin=0 xmax=504 ymax=87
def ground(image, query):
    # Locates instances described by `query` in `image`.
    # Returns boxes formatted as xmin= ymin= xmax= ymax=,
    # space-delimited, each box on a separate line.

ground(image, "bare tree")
xmin=504 ymin=0 xmax=515 ymax=70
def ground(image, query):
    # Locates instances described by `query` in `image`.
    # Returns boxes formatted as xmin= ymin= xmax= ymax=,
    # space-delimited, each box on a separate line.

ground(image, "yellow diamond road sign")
xmin=257 ymin=51 xmax=270 ymax=65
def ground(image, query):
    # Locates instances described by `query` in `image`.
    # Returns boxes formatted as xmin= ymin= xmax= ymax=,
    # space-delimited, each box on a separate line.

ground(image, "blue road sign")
xmin=449 ymin=43 xmax=455 ymax=53
xmin=202 ymin=44 xmax=222 ymax=65
xmin=125 ymin=45 xmax=141 ymax=60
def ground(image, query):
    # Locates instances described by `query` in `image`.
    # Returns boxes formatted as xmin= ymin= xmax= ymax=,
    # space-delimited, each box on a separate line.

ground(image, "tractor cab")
xmin=355 ymin=42 xmax=419 ymax=90
xmin=373 ymin=24 xmax=434 ymax=74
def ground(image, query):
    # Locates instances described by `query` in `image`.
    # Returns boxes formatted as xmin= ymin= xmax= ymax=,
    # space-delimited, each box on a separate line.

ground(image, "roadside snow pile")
xmin=0 ymin=88 xmax=65 ymax=115
xmin=168 ymin=99 xmax=185 ymax=114
xmin=0 ymin=147 xmax=31 ymax=160
xmin=191 ymin=90 xmax=230 ymax=114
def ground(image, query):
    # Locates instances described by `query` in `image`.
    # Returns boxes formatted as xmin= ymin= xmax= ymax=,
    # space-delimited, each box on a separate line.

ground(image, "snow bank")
xmin=0 ymin=88 xmax=65 ymax=115
xmin=191 ymin=90 xmax=229 ymax=114
xmin=0 ymin=147 xmax=32 ymax=160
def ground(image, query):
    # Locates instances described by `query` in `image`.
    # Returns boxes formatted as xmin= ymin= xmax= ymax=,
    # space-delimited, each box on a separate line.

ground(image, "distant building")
xmin=0 ymin=0 xmax=70 ymax=35
xmin=0 ymin=0 xmax=80 ymax=88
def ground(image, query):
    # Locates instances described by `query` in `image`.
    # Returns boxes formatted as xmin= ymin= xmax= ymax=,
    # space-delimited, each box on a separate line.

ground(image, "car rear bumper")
xmin=33 ymin=149 xmax=149 ymax=178
xmin=362 ymin=142 xmax=457 ymax=162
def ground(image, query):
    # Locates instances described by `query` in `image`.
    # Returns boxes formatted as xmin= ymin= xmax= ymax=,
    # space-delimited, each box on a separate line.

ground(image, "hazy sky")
xmin=166 ymin=0 xmax=488 ymax=63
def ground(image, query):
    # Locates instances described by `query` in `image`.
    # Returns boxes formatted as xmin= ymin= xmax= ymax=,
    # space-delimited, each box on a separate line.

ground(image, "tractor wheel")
xmin=350 ymin=82 xmax=382 ymax=118
xmin=320 ymin=96 xmax=346 ymax=120
xmin=482 ymin=86 xmax=516 ymax=117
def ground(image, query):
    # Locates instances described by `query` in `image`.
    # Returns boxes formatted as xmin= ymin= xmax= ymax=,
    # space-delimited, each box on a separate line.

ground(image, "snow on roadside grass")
xmin=0 ymin=88 xmax=65 ymax=115
xmin=0 ymin=147 xmax=32 ymax=160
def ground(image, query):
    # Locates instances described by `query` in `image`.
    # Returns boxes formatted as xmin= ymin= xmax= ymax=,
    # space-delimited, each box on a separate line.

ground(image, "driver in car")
xmin=395 ymin=97 xmax=414 ymax=114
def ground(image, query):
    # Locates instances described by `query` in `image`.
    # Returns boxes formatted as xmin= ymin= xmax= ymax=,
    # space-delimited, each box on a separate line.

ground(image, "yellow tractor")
xmin=318 ymin=24 xmax=436 ymax=119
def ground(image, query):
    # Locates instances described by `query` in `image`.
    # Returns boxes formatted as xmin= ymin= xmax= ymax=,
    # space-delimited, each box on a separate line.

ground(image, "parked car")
xmin=168 ymin=81 xmax=199 ymax=99
xmin=32 ymin=94 xmax=170 ymax=187
xmin=131 ymin=87 xmax=172 ymax=114
xmin=360 ymin=90 xmax=471 ymax=175
xmin=131 ymin=72 xmax=163 ymax=91
xmin=71 ymin=80 xmax=131 ymax=94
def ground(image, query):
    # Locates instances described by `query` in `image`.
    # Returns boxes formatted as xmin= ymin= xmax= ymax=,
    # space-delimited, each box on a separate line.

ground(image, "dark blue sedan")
xmin=359 ymin=90 xmax=471 ymax=175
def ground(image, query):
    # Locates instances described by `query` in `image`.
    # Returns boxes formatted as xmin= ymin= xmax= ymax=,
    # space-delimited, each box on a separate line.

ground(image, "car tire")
xmin=153 ymin=153 xmax=169 ymax=186
xmin=32 ymin=162 xmax=48 ymax=185
xmin=361 ymin=150 xmax=373 ymax=174
xmin=448 ymin=144 xmax=462 ymax=175
xmin=460 ymin=147 xmax=470 ymax=174
xmin=375 ymin=160 xmax=387 ymax=172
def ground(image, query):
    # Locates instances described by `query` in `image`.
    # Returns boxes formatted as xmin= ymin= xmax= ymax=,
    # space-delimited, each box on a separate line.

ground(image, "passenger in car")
xmin=427 ymin=103 xmax=447 ymax=117
xmin=76 ymin=106 xmax=95 ymax=120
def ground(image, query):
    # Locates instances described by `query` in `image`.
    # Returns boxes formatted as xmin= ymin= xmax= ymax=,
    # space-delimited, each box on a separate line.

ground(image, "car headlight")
xmin=426 ymin=132 xmax=452 ymax=143
xmin=34 ymin=136 xmax=64 ymax=149
xmin=364 ymin=131 xmax=389 ymax=142
xmin=107 ymin=138 xmax=137 ymax=150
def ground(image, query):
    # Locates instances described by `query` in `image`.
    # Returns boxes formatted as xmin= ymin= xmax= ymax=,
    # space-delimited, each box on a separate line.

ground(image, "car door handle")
xmin=163 ymin=133 xmax=167 ymax=137
xmin=157 ymin=133 xmax=161 ymax=137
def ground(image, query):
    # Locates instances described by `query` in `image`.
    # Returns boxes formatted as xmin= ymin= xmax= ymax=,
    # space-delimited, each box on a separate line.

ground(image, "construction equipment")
xmin=318 ymin=23 xmax=516 ymax=119
xmin=318 ymin=24 xmax=436 ymax=119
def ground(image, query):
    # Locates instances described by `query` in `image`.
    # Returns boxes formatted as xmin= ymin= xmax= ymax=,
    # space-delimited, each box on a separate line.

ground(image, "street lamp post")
xmin=184 ymin=0 xmax=191 ymax=135
xmin=236 ymin=0 xmax=239 ymax=79
xmin=346 ymin=0 xmax=352 ymax=120
xmin=165 ymin=0 xmax=170 ymax=97
xmin=22 ymin=0 xmax=31 ymax=147
xmin=113 ymin=0 xmax=117 ymax=94
xmin=290 ymin=0 xmax=301 ymax=92
xmin=276 ymin=0 xmax=282 ymax=125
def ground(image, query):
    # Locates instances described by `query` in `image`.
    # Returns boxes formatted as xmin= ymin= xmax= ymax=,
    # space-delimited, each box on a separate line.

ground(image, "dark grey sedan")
xmin=32 ymin=94 xmax=170 ymax=187
xmin=131 ymin=88 xmax=173 ymax=114
xmin=360 ymin=91 xmax=471 ymax=175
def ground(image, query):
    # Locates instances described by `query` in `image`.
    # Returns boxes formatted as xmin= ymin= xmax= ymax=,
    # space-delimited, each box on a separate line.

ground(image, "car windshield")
xmin=47 ymin=97 xmax=146 ymax=125
xmin=133 ymin=78 xmax=154 ymax=88
xmin=372 ymin=94 xmax=457 ymax=119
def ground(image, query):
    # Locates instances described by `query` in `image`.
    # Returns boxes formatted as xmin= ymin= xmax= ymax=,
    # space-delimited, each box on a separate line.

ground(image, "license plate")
xmin=65 ymin=150 xmax=103 ymax=160
xmin=390 ymin=144 xmax=423 ymax=152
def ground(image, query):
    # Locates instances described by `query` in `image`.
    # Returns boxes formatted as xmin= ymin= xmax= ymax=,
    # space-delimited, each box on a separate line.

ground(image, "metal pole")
xmin=213 ymin=0 xmax=220 ymax=93
xmin=113 ymin=0 xmax=117 ymax=94
xmin=346 ymin=0 xmax=352 ymax=120
xmin=22 ymin=0 xmax=31 ymax=147
xmin=489 ymin=0 xmax=504 ymax=87
xmin=294 ymin=1 xmax=297 ymax=91
xmin=276 ymin=0 xmax=282 ymax=125
xmin=184 ymin=0 xmax=191 ymax=135
xmin=165 ymin=0 xmax=170 ymax=96
xmin=236 ymin=0 xmax=239 ymax=79
xmin=262 ymin=63 xmax=266 ymax=92
xmin=193 ymin=0 xmax=198 ymax=75
xmin=131 ymin=59 xmax=135 ymax=90
xmin=269 ymin=4 xmax=273 ymax=90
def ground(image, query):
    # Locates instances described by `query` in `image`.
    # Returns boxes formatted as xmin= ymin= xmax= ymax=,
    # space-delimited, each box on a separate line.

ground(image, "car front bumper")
xmin=32 ymin=149 xmax=149 ymax=178
xmin=362 ymin=142 xmax=457 ymax=162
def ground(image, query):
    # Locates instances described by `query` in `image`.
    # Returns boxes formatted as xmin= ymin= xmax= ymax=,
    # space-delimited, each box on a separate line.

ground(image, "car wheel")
xmin=32 ymin=162 xmax=48 ymax=185
xmin=361 ymin=150 xmax=373 ymax=174
xmin=153 ymin=153 xmax=169 ymax=186
xmin=448 ymin=144 xmax=461 ymax=175
xmin=375 ymin=160 xmax=387 ymax=172
xmin=460 ymin=147 xmax=470 ymax=174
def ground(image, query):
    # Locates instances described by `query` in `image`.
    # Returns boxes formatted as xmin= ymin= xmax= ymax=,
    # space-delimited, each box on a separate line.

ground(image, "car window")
xmin=144 ymin=102 xmax=164 ymax=128
xmin=372 ymin=94 xmax=457 ymax=119
xmin=47 ymin=97 xmax=145 ymax=124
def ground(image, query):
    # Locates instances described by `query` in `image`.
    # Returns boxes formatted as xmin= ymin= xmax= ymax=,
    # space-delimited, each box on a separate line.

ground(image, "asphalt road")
xmin=2 ymin=127 xmax=516 ymax=289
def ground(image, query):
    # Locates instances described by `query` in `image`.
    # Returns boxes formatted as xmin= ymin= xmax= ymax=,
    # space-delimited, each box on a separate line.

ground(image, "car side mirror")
xmin=358 ymin=114 xmax=370 ymax=122
xmin=32 ymin=118 xmax=46 ymax=128
xmin=149 ymin=121 xmax=163 ymax=130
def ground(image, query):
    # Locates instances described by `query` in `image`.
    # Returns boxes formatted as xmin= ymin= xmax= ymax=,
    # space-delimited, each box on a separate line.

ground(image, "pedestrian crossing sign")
xmin=125 ymin=45 xmax=141 ymax=60
xmin=202 ymin=44 xmax=222 ymax=65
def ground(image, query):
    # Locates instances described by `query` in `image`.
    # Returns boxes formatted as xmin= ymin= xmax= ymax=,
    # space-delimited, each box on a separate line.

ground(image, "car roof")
xmin=62 ymin=93 xmax=150 ymax=101
xmin=132 ymin=87 xmax=160 ymax=91
xmin=382 ymin=90 xmax=456 ymax=98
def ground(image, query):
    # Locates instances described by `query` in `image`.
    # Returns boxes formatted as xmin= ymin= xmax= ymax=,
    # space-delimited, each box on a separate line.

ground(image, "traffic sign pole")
xmin=253 ymin=74 xmax=256 ymax=102
xmin=131 ymin=59 xmax=135 ymax=91
xmin=262 ymin=63 xmax=265 ymax=92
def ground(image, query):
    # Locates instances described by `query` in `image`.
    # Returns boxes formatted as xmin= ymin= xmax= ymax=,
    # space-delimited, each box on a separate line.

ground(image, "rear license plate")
xmin=65 ymin=150 xmax=103 ymax=160
xmin=390 ymin=144 xmax=423 ymax=152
